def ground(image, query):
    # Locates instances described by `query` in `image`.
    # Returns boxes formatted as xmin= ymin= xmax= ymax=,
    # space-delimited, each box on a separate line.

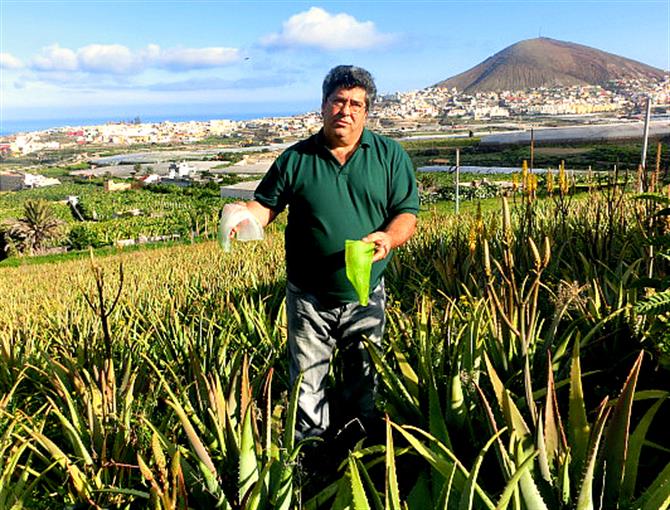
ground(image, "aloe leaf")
xmin=633 ymin=461 xmax=670 ymax=510
xmin=243 ymin=459 xmax=273 ymax=510
xmin=474 ymin=383 xmax=514 ymax=480
xmin=622 ymin=393 xmax=668 ymax=501
xmin=568 ymin=339 xmax=590 ymax=474
xmin=484 ymin=354 xmax=530 ymax=439
xmin=390 ymin=335 xmax=420 ymax=401
xmin=429 ymin=377 xmax=451 ymax=449
xmin=391 ymin=423 xmax=496 ymax=510
xmin=356 ymin=457 xmax=383 ymax=510
xmin=514 ymin=438 xmax=549 ymax=510
xmin=363 ymin=338 xmax=421 ymax=420
xmin=576 ymin=398 xmax=611 ymax=510
xmin=448 ymin=369 xmax=466 ymax=432
xmin=22 ymin=425 xmax=93 ymax=500
xmin=458 ymin=428 xmax=505 ymax=510
xmin=603 ymin=351 xmax=643 ymax=508
xmin=239 ymin=404 xmax=260 ymax=503
xmin=437 ymin=459 xmax=458 ymax=510
xmin=44 ymin=398 xmax=95 ymax=467
xmin=385 ymin=417 xmax=401 ymax=510
xmin=284 ymin=372 xmax=303 ymax=453
xmin=495 ymin=450 xmax=539 ymax=510
xmin=165 ymin=399 xmax=217 ymax=476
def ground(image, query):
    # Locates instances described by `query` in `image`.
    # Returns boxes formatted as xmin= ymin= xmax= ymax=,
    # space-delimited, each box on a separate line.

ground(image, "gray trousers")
xmin=286 ymin=280 xmax=386 ymax=441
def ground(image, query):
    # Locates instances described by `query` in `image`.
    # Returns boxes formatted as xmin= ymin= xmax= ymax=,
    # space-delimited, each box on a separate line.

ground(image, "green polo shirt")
xmin=254 ymin=128 xmax=419 ymax=305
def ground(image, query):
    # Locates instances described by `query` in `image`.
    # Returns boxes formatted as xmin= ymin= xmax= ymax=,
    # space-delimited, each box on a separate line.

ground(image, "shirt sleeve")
xmin=254 ymin=156 xmax=290 ymax=213
xmin=387 ymin=144 xmax=420 ymax=217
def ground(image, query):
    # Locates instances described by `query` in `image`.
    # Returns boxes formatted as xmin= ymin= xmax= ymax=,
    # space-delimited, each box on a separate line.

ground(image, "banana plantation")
xmin=0 ymin=168 xmax=669 ymax=509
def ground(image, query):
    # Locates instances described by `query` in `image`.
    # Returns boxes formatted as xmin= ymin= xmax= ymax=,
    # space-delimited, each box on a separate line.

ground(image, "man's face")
xmin=321 ymin=86 xmax=368 ymax=146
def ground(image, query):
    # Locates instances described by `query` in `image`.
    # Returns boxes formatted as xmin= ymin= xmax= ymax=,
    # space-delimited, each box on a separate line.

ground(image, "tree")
xmin=2 ymin=199 xmax=64 ymax=256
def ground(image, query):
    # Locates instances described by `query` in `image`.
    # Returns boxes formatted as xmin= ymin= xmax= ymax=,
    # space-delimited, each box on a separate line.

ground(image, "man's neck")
xmin=323 ymin=129 xmax=363 ymax=165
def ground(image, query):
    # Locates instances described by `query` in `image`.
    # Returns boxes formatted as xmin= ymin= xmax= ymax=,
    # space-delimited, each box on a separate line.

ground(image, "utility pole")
xmin=640 ymin=97 xmax=652 ymax=191
xmin=455 ymin=148 xmax=460 ymax=214
xmin=530 ymin=127 xmax=535 ymax=173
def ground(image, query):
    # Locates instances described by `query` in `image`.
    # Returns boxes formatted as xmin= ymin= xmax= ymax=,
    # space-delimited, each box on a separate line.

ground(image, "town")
xmin=2 ymin=77 xmax=668 ymax=158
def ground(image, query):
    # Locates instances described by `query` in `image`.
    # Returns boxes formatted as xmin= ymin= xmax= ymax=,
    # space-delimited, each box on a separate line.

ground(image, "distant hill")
xmin=434 ymin=37 xmax=666 ymax=93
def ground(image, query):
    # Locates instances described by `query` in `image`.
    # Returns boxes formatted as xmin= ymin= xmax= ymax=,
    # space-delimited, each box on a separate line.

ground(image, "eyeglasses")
xmin=327 ymin=97 xmax=366 ymax=114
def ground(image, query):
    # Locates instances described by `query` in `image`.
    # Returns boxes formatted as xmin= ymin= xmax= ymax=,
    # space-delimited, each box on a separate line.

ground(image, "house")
xmin=0 ymin=172 xmax=24 ymax=191
xmin=104 ymin=180 xmax=132 ymax=192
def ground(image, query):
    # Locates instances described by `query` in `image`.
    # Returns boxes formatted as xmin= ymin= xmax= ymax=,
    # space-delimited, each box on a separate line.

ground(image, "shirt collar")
xmin=314 ymin=128 xmax=372 ymax=151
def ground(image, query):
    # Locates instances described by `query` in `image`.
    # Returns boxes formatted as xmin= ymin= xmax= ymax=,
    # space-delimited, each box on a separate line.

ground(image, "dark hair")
xmin=322 ymin=65 xmax=377 ymax=111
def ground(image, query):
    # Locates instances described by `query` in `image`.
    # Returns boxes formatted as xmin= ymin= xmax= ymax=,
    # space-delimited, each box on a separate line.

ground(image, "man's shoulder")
xmin=277 ymin=133 xmax=320 ymax=161
xmin=363 ymin=129 xmax=406 ymax=154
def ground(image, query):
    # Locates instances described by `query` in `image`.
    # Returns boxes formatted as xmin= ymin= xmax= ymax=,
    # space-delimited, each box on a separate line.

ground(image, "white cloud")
xmin=78 ymin=44 xmax=140 ymax=74
xmin=22 ymin=43 xmax=241 ymax=75
xmin=0 ymin=52 xmax=24 ymax=69
xmin=31 ymin=44 xmax=78 ymax=71
xmin=156 ymin=46 xmax=241 ymax=70
xmin=261 ymin=7 xmax=395 ymax=51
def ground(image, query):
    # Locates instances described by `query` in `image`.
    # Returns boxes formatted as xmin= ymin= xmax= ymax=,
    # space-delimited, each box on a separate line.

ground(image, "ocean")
xmin=0 ymin=109 xmax=314 ymax=136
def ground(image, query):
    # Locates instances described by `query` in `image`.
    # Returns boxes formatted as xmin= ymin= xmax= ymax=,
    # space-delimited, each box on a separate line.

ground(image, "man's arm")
xmin=362 ymin=212 xmax=417 ymax=263
xmin=245 ymin=200 xmax=278 ymax=228
xmin=229 ymin=200 xmax=278 ymax=238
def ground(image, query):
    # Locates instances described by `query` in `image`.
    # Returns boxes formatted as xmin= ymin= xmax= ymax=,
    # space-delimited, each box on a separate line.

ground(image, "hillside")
xmin=434 ymin=37 xmax=666 ymax=92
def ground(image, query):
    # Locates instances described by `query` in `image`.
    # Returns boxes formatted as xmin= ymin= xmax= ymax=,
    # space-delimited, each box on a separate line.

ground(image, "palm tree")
xmin=2 ymin=199 xmax=64 ymax=255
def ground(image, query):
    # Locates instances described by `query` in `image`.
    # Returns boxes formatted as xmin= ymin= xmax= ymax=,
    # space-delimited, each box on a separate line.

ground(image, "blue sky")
xmin=1 ymin=0 xmax=668 ymax=122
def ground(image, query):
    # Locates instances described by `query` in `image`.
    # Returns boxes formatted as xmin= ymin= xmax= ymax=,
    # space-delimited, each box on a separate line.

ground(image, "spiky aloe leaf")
xmin=495 ymin=450 xmax=539 ymax=510
xmin=576 ymin=398 xmax=611 ymax=510
xmin=390 ymin=335 xmax=419 ymax=401
xmin=458 ymin=428 xmax=506 ymax=510
xmin=22 ymin=425 xmax=94 ymax=501
xmin=429 ymin=377 xmax=451 ymax=449
xmin=272 ymin=372 xmax=304 ymax=510
xmin=622 ymin=393 xmax=668 ymax=501
xmin=363 ymin=338 xmax=421 ymax=420
xmin=385 ymin=417 xmax=401 ymax=510
xmin=568 ymin=339 xmax=590 ymax=474
xmin=243 ymin=459 xmax=273 ymax=510
xmin=603 ymin=352 xmax=643 ymax=508
xmin=633 ymin=461 xmax=670 ymax=510
xmin=355 ymin=456 xmax=383 ymax=510
xmin=165 ymin=399 xmax=217 ymax=476
xmin=448 ymin=369 xmax=466 ymax=432
xmin=514 ymin=437 xmax=549 ymax=510
xmin=390 ymin=423 xmax=495 ymax=510
xmin=239 ymin=404 xmax=259 ymax=504
xmin=543 ymin=352 xmax=566 ymax=468
xmin=484 ymin=354 xmax=531 ymax=439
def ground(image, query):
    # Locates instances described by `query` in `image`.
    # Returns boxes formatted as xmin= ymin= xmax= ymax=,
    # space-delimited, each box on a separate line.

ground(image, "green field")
xmin=0 ymin=173 xmax=669 ymax=508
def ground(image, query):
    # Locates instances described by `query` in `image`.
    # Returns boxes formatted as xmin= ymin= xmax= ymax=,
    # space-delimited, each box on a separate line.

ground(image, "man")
xmin=238 ymin=65 xmax=419 ymax=442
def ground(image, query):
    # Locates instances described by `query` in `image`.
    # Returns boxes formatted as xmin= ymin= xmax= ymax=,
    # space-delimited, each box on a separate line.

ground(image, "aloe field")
xmin=1 ymin=171 xmax=669 ymax=509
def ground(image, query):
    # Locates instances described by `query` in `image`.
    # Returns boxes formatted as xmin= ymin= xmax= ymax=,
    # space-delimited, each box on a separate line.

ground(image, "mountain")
xmin=434 ymin=37 xmax=666 ymax=93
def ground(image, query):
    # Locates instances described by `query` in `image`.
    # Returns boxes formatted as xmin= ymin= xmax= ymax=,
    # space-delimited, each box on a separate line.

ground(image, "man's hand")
xmin=228 ymin=200 xmax=277 ymax=237
xmin=362 ymin=213 xmax=417 ymax=263
xmin=361 ymin=231 xmax=393 ymax=262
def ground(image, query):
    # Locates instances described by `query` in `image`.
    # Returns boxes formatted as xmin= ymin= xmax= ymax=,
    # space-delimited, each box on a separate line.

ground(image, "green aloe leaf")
xmin=622 ymin=393 xmax=668 ymax=501
xmin=239 ymin=405 xmax=260 ymax=503
xmin=576 ymin=398 xmax=611 ymax=510
xmin=633 ymin=461 xmax=670 ymax=510
xmin=495 ymin=450 xmax=539 ymax=510
xmin=568 ymin=339 xmax=590 ymax=474
xmin=391 ymin=423 xmax=495 ymax=510
xmin=345 ymin=240 xmax=375 ymax=306
xmin=515 ymin=438 xmax=549 ymax=510
xmin=459 ymin=428 xmax=506 ymax=510
xmin=603 ymin=352 xmax=644 ymax=508
xmin=385 ymin=417 xmax=401 ymax=510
